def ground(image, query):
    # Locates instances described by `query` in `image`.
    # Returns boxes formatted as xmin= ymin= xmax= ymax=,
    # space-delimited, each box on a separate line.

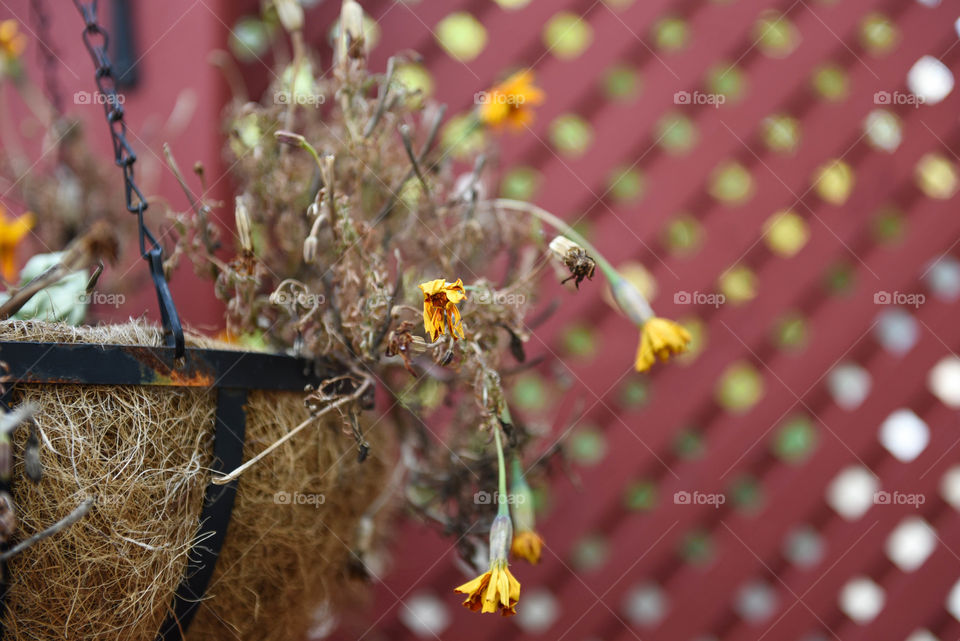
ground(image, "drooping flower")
xmin=478 ymin=70 xmax=544 ymax=130
xmin=0 ymin=20 xmax=26 ymax=61
xmin=418 ymin=278 xmax=467 ymax=340
xmin=635 ymin=317 xmax=692 ymax=373
xmin=454 ymin=513 xmax=521 ymax=616
xmin=509 ymin=458 xmax=543 ymax=564
xmin=0 ymin=206 xmax=34 ymax=282
xmin=609 ymin=275 xmax=690 ymax=372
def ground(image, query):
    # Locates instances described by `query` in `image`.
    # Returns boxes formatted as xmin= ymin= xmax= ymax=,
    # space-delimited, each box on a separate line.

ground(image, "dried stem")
xmin=0 ymin=497 xmax=94 ymax=562
xmin=212 ymin=375 xmax=373 ymax=485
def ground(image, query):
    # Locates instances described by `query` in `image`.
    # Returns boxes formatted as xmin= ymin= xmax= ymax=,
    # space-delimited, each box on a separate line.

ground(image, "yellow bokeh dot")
xmin=813 ymin=160 xmax=854 ymax=205
xmin=915 ymin=153 xmax=958 ymax=200
xmin=494 ymin=0 xmax=532 ymax=9
xmin=710 ymin=161 xmax=754 ymax=205
xmin=543 ymin=12 xmax=593 ymax=59
xmin=764 ymin=211 xmax=809 ymax=257
xmin=393 ymin=62 xmax=433 ymax=101
xmin=716 ymin=361 xmax=764 ymax=413
xmin=719 ymin=266 xmax=757 ymax=303
xmin=435 ymin=12 xmax=487 ymax=61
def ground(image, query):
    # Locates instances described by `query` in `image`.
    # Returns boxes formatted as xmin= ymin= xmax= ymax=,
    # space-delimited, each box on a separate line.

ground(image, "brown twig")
xmin=0 ymin=497 xmax=94 ymax=562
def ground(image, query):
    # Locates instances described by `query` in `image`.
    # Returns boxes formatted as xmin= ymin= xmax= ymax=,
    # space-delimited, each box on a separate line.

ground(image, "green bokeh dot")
xmin=543 ymin=12 xmax=593 ymax=59
xmin=435 ymin=12 xmax=487 ymax=61
xmin=603 ymin=64 xmax=641 ymax=100
xmin=624 ymin=480 xmax=658 ymax=511
xmin=500 ymin=166 xmax=541 ymax=200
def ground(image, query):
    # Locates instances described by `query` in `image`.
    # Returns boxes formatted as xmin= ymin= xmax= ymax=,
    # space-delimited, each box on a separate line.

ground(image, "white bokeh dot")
xmin=516 ymin=588 xmax=560 ymax=633
xmin=839 ymin=577 xmax=885 ymax=624
xmin=623 ymin=582 xmax=667 ymax=627
xmin=906 ymin=629 xmax=939 ymax=641
xmin=929 ymin=356 xmax=960 ymax=408
xmin=875 ymin=309 xmax=919 ymax=356
xmin=827 ymin=466 xmax=879 ymax=520
xmin=907 ymin=55 xmax=954 ymax=105
xmin=827 ymin=363 xmax=872 ymax=410
xmin=940 ymin=465 xmax=960 ymax=510
xmin=885 ymin=517 xmax=936 ymax=572
xmin=399 ymin=593 xmax=451 ymax=638
xmin=879 ymin=409 xmax=930 ymax=462
xmin=946 ymin=577 xmax=960 ymax=621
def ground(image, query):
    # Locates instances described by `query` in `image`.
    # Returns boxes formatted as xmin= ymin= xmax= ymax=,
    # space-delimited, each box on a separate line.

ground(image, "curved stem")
xmin=493 ymin=421 xmax=508 ymax=518
xmin=490 ymin=198 xmax=618 ymax=280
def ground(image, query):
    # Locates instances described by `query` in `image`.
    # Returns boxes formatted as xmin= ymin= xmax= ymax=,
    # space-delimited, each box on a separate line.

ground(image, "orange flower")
xmin=478 ymin=70 xmax=544 ymax=130
xmin=0 ymin=20 xmax=27 ymax=61
xmin=510 ymin=530 xmax=543 ymax=564
xmin=0 ymin=206 xmax=34 ymax=282
xmin=418 ymin=278 xmax=467 ymax=340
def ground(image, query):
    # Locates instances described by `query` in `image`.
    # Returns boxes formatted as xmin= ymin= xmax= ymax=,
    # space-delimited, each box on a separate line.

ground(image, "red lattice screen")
xmin=311 ymin=2 xmax=960 ymax=641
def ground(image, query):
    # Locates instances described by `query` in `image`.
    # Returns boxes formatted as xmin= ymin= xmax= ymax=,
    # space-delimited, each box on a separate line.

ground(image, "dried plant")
xmin=169 ymin=0 xmax=693 ymax=616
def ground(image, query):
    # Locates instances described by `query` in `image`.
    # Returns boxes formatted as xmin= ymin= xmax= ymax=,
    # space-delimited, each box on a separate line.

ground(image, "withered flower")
xmin=549 ymin=236 xmax=595 ymax=289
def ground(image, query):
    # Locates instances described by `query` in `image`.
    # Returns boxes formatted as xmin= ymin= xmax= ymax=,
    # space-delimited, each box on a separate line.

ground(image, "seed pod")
xmin=0 ymin=492 xmax=16 ymax=541
xmin=0 ymin=433 xmax=10 ymax=484
xmin=24 ymin=422 xmax=41 ymax=483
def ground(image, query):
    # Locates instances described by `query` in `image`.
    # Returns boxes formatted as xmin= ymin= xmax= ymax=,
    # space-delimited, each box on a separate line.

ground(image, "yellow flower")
xmin=454 ymin=514 xmax=520 ymax=616
xmin=454 ymin=559 xmax=521 ymax=616
xmin=478 ymin=70 xmax=545 ymax=130
xmin=418 ymin=278 xmax=467 ymax=340
xmin=635 ymin=317 xmax=692 ymax=372
xmin=0 ymin=206 xmax=34 ymax=282
xmin=0 ymin=20 xmax=27 ymax=61
xmin=511 ymin=530 xmax=543 ymax=565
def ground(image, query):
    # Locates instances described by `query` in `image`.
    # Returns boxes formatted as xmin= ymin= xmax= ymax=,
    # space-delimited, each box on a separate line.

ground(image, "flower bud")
xmin=488 ymin=513 xmax=513 ymax=563
xmin=339 ymin=0 xmax=366 ymax=59
xmin=610 ymin=275 xmax=654 ymax=326
xmin=303 ymin=236 xmax=318 ymax=263
xmin=275 ymin=0 xmax=304 ymax=32
xmin=235 ymin=196 xmax=253 ymax=254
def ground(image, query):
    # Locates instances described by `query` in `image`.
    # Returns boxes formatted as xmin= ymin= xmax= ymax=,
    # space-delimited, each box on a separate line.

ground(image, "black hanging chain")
xmin=71 ymin=0 xmax=184 ymax=357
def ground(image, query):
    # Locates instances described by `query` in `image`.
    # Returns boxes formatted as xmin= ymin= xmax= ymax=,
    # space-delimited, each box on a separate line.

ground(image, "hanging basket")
xmin=0 ymin=320 xmax=387 ymax=641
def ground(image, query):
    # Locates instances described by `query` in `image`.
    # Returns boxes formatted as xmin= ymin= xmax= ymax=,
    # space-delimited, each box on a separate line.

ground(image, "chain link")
xmin=72 ymin=0 xmax=184 ymax=357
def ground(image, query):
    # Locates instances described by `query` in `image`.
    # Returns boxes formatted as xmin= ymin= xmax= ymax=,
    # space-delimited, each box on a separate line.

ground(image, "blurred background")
xmin=5 ymin=0 xmax=960 ymax=640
